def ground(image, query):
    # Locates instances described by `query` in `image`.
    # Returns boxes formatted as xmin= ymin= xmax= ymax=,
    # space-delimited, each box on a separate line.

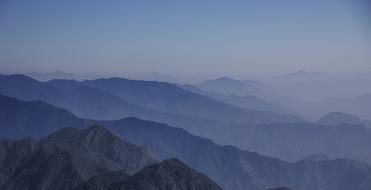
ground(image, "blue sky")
xmin=0 ymin=0 xmax=370 ymax=76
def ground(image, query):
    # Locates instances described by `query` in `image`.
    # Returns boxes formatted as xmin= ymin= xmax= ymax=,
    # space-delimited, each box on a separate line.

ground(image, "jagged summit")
xmin=0 ymin=125 xmax=156 ymax=190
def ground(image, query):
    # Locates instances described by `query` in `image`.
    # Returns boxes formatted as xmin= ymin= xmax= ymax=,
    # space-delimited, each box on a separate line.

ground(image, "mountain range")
xmin=1 ymin=75 xmax=371 ymax=163
xmin=1 ymin=94 xmax=371 ymax=190
xmin=0 ymin=74 xmax=302 ymax=148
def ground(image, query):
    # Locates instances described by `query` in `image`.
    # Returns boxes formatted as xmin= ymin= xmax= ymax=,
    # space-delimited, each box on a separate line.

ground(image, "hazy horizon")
xmin=1 ymin=0 xmax=371 ymax=77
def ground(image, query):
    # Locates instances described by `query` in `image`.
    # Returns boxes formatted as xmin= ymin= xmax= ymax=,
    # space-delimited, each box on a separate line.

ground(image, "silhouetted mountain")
xmin=0 ymin=74 xmax=60 ymax=101
xmin=106 ymin=118 xmax=371 ymax=190
xmin=0 ymin=125 xmax=156 ymax=190
xmin=198 ymin=77 xmax=270 ymax=97
xmin=46 ymin=79 xmax=84 ymax=91
xmin=0 ymin=75 xmax=151 ymax=120
xmin=0 ymin=80 xmax=235 ymax=146
xmin=107 ymin=159 xmax=223 ymax=190
xmin=0 ymin=94 xmax=86 ymax=138
xmin=181 ymin=84 xmax=288 ymax=113
xmin=318 ymin=112 xmax=371 ymax=127
xmin=52 ymin=85 xmax=152 ymax=120
xmin=0 ymin=74 xmax=302 ymax=134
xmin=25 ymin=71 xmax=103 ymax=81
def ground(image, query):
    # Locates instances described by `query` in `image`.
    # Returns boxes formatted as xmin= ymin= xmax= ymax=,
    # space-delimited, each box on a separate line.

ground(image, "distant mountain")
xmin=2 ymin=93 xmax=371 ymax=166
xmin=181 ymin=84 xmax=289 ymax=113
xmin=0 ymin=74 xmax=302 ymax=125
xmin=106 ymin=159 xmax=223 ymax=190
xmin=106 ymin=118 xmax=371 ymax=190
xmin=198 ymin=76 xmax=271 ymax=97
xmin=0 ymin=74 xmax=60 ymax=101
xmin=0 ymin=125 xmax=155 ymax=190
xmin=318 ymin=112 xmax=371 ymax=127
xmin=0 ymin=94 xmax=86 ymax=138
xmin=81 ymin=77 xmax=301 ymax=124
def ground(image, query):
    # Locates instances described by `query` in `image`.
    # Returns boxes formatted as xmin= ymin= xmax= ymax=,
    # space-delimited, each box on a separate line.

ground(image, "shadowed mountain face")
xmin=107 ymin=159 xmax=223 ymax=190
xmin=318 ymin=112 xmax=371 ymax=127
xmin=0 ymin=125 xmax=156 ymax=190
xmin=106 ymin=118 xmax=371 ymax=190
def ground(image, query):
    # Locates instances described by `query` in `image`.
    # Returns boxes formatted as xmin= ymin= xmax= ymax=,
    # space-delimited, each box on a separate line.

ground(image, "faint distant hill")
xmin=318 ymin=112 xmax=371 ymax=127
xmin=197 ymin=76 xmax=272 ymax=97
xmin=25 ymin=71 xmax=105 ymax=81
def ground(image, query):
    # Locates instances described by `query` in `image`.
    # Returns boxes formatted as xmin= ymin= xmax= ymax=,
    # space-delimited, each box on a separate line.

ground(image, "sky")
xmin=0 ymin=0 xmax=370 ymax=78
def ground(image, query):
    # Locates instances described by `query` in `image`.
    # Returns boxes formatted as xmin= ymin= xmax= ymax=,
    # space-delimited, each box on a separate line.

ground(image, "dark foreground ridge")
xmin=104 ymin=159 xmax=222 ymax=190
xmin=0 ymin=125 xmax=156 ymax=190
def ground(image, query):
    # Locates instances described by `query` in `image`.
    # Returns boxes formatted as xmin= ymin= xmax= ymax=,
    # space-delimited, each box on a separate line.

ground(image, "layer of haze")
xmin=0 ymin=0 xmax=370 ymax=78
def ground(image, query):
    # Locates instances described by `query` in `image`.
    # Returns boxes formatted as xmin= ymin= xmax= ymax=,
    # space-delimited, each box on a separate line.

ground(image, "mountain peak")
xmin=44 ymin=124 xmax=120 ymax=147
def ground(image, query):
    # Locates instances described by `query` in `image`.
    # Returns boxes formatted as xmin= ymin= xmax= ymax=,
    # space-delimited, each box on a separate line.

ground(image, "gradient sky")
xmin=0 ymin=0 xmax=370 ymax=77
